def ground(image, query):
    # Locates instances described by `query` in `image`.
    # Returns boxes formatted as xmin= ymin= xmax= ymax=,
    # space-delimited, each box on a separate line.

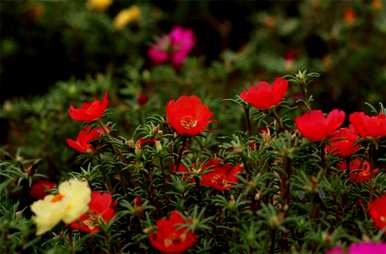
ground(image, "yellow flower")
xmin=87 ymin=0 xmax=112 ymax=12
xmin=113 ymin=5 xmax=140 ymax=31
xmin=31 ymin=194 xmax=67 ymax=235
xmin=31 ymin=179 xmax=91 ymax=235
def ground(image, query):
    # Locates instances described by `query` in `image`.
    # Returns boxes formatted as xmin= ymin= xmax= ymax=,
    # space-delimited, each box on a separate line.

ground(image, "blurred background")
xmin=1 ymin=0 xmax=385 ymax=108
xmin=0 ymin=0 xmax=385 ymax=173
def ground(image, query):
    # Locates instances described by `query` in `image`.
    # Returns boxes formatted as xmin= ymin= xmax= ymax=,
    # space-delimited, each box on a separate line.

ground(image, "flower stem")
xmin=175 ymin=137 xmax=188 ymax=171
xmin=244 ymin=106 xmax=252 ymax=135
xmin=272 ymin=107 xmax=284 ymax=131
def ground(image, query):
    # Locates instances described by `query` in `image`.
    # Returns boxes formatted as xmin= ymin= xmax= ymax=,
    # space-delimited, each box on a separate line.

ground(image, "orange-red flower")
xmin=343 ymin=8 xmax=356 ymax=25
xmin=295 ymin=109 xmax=345 ymax=141
xmin=325 ymin=127 xmax=360 ymax=157
xmin=66 ymin=126 xmax=107 ymax=153
xmin=166 ymin=95 xmax=213 ymax=136
xmin=368 ymin=194 xmax=386 ymax=232
xmin=68 ymin=92 xmax=108 ymax=122
xmin=149 ymin=210 xmax=197 ymax=254
xmin=349 ymin=112 xmax=386 ymax=138
xmin=30 ymin=179 xmax=57 ymax=200
xmin=70 ymin=192 xmax=116 ymax=233
xmin=240 ymin=77 xmax=288 ymax=110
xmin=338 ymin=158 xmax=379 ymax=183
xmin=200 ymin=159 xmax=243 ymax=191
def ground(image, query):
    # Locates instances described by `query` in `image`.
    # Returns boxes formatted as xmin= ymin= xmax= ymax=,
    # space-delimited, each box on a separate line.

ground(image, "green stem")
xmin=175 ymin=137 xmax=189 ymax=171
xmin=244 ymin=106 xmax=252 ymax=135
xmin=272 ymin=107 xmax=284 ymax=131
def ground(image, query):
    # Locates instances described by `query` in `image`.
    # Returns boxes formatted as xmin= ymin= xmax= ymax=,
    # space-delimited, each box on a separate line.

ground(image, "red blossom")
xmin=368 ymin=194 xmax=386 ymax=232
xmin=30 ymin=179 xmax=56 ymax=200
xmin=295 ymin=109 xmax=345 ymax=141
xmin=325 ymin=127 xmax=360 ymax=157
xmin=135 ymin=137 xmax=159 ymax=150
xmin=200 ymin=159 xmax=243 ymax=191
xmin=149 ymin=210 xmax=197 ymax=254
xmin=133 ymin=196 xmax=142 ymax=207
xmin=338 ymin=158 xmax=379 ymax=183
xmin=68 ymin=92 xmax=109 ymax=122
xmin=166 ymin=95 xmax=213 ymax=136
xmin=349 ymin=112 xmax=386 ymax=138
xmin=70 ymin=192 xmax=116 ymax=233
xmin=171 ymin=163 xmax=188 ymax=173
xmin=66 ymin=126 xmax=107 ymax=153
xmin=343 ymin=8 xmax=356 ymax=25
xmin=240 ymin=77 xmax=288 ymax=110
xmin=137 ymin=92 xmax=149 ymax=106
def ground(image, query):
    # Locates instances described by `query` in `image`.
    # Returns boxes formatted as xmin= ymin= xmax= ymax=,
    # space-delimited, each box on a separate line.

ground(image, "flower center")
xmin=380 ymin=216 xmax=386 ymax=222
xmin=51 ymin=194 xmax=64 ymax=203
xmin=180 ymin=116 xmax=197 ymax=129
xmin=82 ymin=213 xmax=99 ymax=230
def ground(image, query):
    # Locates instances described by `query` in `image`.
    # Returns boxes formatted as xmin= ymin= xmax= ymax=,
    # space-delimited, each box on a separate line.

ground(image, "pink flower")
xmin=148 ymin=26 xmax=195 ymax=68
xmin=325 ymin=242 xmax=386 ymax=254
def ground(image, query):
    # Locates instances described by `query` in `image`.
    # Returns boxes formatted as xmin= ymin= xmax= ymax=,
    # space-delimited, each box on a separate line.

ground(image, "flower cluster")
xmin=30 ymin=179 xmax=91 ymax=235
xmin=30 ymin=179 xmax=116 ymax=235
xmin=67 ymin=93 xmax=109 ymax=153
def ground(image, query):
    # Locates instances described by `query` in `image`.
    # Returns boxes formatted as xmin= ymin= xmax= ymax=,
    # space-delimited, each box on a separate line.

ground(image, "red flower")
xmin=66 ymin=126 xmax=107 ymax=153
xmin=137 ymin=92 xmax=149 ymax=106
xmin=338 ymin=158 xmax=379 ymax=183
xmin=166 ymin=96 xmax=213 ymax=136
xmin=149 ymin=210 xmax=197 ymax=254
xmin=30 ymin=179 xmax=56 ymax=199
xmin=68 ymin=92 xmax=108 ymax=122
xmin=171 ymin=164 xmax=188 ymax=173
xmin=295 ymin=109 xmax=345 ymax=141
xmin=70 ymin=192 xmax=116 ymax=233
xmin=240 ymin=77 xmax=288 ymax=110
xmin=325 ymin=127 xmax=360 ymax=157
xmin=368 ymin=194 xmax=386 ymax=232
xmin=349 ymin=112 xmax=386 ymax=138
xmin=200 ymin=159 xmax=243 ymax=191
xmin=343 ymin=8 xmax=356 ymax=25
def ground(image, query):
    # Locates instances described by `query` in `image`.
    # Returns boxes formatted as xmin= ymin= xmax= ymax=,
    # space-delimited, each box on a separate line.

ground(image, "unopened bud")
xmin=155 ymin=140 xmax=162 ymax=152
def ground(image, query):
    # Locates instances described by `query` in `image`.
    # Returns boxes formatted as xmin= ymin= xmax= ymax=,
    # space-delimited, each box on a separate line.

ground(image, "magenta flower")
xmin=325 ymin=242 xmax=386 ymax=254
xmin=147 ymin=26 xmax=195 ymax=67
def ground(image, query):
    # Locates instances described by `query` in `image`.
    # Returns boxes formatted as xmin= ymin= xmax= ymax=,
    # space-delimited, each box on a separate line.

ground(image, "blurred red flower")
xmin=166 ymin=95 xmax=213 ymax=136
xmin=338 ymin=158 xmax=379 ymax=183
xmin=295 ymin=109 xmax=345 ymax=141
xmin=325 ymin=127 xmax=360 ymax=157
xmin=200 ymin=159 xmax=243 ymax=191
xmin=70 ymin=192 xmax=116 ymax=233
xmin=149 ymin=210 xmax=197 ymax=254
xmin=66 ymin=126 xmax=107 ymax=153
xmin=148 ymin=26 xmax=195 ymax=68
xmin=368 ymin=194 xmax=386 ymax=232
xmin=343 ymin=8 xmax=356 ymax=25
xmin=349 ymin=112 xmax=386 ymax=138
xmin=137 ymin=92 xmax=149 ymax=106
xmin=30 ymin=179 xmax=56 ymax=200
xmin=171 ymin=163 xmax=188 ymax=173
xmin=68 ymin=92 xmax=108 ymax=122
xmin=240 ymin=77 xmax=288 ymax=110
